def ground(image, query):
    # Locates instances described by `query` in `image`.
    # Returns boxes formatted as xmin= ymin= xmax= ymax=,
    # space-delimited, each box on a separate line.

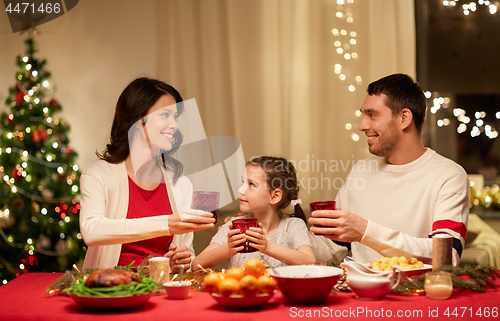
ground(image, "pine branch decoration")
xmin=393 ymin=265 xmax=500 ymax=295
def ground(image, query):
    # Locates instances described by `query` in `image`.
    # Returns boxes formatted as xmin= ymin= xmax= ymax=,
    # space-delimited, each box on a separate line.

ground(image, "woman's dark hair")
xmin=367 ymin=73 xmax=427 ymax=133
xmin=247 ymin=156 xmax=307 ymax=224
xmin=97 ymin=77 xmax=184 ymax=183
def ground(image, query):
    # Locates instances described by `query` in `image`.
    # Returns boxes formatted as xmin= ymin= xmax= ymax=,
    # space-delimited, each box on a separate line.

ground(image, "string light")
xmin=442 ymin=0 xmax=498 ymax=15
xmin=429 ymin=92 xmax=498 ymax=139
xmin=333 ymin=0 xmax=364 ymax=140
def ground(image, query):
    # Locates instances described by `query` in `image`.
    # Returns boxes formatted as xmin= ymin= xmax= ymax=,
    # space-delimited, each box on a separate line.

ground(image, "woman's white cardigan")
xmin=80 ymin=160 xmax=194 ymax=269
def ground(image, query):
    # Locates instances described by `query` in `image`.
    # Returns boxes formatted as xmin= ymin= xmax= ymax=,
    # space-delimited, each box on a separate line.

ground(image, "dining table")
xmin=0 ymin=272 xmax=499 ymax=320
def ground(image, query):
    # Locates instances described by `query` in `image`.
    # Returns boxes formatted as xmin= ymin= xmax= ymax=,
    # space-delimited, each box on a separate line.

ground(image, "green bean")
xmin=64 ymin=277 xmax=158 ymax=297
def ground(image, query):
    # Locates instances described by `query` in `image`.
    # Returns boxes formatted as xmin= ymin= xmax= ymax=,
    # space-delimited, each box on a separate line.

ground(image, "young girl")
xmin=192 ymin=156 xmax=315 ymax=270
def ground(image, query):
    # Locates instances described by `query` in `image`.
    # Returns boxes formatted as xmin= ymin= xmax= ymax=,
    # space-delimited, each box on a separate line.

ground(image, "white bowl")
xmin=164 ymin=281 xmax=192 ymax=299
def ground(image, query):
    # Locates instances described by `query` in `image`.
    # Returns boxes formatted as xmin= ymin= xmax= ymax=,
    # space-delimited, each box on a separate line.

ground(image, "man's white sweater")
xmin=336 ymin=148 xmax=469 ymax=265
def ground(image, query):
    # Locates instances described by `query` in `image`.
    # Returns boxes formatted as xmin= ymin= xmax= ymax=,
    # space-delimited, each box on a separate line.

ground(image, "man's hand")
xmin=309 ymin=210 xmax=368 ymax=242
xmin=168 ymin=209 xmax=215 ymax=234
xmin=165 ymin=243 xmax=191 ymax=273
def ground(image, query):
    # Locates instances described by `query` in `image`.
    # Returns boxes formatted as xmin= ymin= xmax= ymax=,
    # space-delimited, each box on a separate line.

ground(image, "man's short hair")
xmin=367 ymin=73 xmax=427 ymax=133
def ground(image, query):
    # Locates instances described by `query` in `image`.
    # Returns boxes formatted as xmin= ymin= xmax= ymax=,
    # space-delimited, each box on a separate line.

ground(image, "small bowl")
xmin=164 ymin=281 xmax=192 ymax=299
xmin=268 ymin=265 xmax=343 ymax=305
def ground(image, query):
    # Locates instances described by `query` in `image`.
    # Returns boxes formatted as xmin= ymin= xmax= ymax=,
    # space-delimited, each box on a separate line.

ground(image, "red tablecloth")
xmin=1 ymin=273 xmax=499 ymax=321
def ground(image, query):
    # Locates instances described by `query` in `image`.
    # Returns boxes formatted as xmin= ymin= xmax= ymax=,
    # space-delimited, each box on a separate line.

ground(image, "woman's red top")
xmin=117 ymin=177 xmax=174 ymax=266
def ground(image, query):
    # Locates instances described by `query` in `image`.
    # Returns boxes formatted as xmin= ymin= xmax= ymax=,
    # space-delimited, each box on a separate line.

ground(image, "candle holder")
xmin=149 ymin=257 xmax=170 ymax=283
xmin=425 ymin=271 xmax=453 ymax=300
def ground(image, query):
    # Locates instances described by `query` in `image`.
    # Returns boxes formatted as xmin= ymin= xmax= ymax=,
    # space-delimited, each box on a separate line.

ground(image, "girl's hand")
xmin=227 ymin=225 xmax=245 ymax=255
xmin=245 ymin=223 xmax=267 ymax=251
xmin=165 ymin=243 xmax=191 ymax=273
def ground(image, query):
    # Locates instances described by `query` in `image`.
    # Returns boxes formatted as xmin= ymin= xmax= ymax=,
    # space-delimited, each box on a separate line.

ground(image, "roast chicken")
xmin=84 ymin=269 xmax=142 ymax=288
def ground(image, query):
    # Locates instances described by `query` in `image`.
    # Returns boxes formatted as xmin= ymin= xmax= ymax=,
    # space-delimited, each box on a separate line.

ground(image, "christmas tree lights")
xmin=0 ymin=37 xmax=85 ymax=285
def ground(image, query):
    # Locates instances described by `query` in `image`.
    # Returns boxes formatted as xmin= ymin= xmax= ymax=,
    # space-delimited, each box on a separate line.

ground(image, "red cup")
xmin=232 ymin=218 xmax=259 ymax=253
xmin=309 ymin=201 xmax=336 ymax=212
xmin=192 ymin=191 xmax=220 ymax=225
xmin=309 ymin=201 xmax=336 ymax=235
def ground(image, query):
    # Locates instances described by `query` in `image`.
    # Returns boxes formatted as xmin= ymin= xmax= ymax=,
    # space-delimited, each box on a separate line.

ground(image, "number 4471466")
xmin=444 ymin=307 xmax=498 ymax=318
xmin=5 ymin=3 xmax=61 ymax=14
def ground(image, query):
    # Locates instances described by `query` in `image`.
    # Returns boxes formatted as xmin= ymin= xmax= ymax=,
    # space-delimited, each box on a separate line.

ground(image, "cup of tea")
xmin=192 ymin=191 xmax=220 ymax=225
xmin=232 ymin=218 xmax=259 ymax=253
xmin=309 ymin=201 xmax=336 ymax=235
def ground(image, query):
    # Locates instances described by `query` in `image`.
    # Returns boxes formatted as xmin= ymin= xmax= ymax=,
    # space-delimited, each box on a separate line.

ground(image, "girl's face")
xmin=143 ymin=94 xmax=179 ymax=152
xmin=238 ymin=165 xmax=273 ymax=213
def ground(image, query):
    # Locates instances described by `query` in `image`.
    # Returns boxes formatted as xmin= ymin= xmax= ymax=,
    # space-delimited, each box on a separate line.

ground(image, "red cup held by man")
xmin=309 ymin=201 xmax=336 ymax=235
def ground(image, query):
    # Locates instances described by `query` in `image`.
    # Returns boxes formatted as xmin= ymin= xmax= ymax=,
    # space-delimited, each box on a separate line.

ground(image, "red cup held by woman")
xmin=192 ymin=191 xmax=220 ymax=225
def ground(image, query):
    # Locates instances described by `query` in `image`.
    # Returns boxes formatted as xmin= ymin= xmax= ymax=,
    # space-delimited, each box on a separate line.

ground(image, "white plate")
xmin=364 ymin=263 xmax=432 ymax=277
xmin=67 ymin=292 xmax=154 ymax=310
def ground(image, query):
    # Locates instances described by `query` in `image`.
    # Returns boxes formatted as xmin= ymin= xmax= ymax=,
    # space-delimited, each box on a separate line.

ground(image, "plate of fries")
xmin=367 ymin=257 xmax=432 ymax=278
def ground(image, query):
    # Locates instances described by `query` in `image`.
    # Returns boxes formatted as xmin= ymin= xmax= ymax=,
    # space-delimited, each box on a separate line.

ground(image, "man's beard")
xmin=368 ymin=122 xmax=400 ymax=158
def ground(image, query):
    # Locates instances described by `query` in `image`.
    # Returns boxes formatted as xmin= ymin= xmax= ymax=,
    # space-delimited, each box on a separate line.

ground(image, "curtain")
xmin=156 ymin=0 xmax=415 ymax=204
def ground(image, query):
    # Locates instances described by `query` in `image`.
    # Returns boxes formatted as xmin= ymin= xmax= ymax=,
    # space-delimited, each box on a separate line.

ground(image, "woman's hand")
xmin=245 ymin=223 xmax=267 ymax=251
xmin=168 ymin=209 xmax=215 ymax=234
xmin=227 ymin=225 xmax=245 ymax=255
xmin=164 ymin=243 xmax=191 ymax=273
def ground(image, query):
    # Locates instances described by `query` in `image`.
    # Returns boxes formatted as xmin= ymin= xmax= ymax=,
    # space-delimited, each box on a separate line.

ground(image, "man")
xmin=309 ymin=73 xmax=469 ymax=265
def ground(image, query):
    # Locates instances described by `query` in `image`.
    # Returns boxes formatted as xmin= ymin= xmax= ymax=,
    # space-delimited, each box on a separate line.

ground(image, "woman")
xmin=80 ymin=77 xmax=214 ymax=272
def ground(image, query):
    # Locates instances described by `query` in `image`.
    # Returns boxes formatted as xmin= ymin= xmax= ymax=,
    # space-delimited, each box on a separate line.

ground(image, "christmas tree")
xmin=0 ymin=37 xmax=85 ymax=285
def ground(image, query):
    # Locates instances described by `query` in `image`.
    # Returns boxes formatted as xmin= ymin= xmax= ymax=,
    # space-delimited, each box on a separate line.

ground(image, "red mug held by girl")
xmin=232 ymin=218 xmax=259 ymax=253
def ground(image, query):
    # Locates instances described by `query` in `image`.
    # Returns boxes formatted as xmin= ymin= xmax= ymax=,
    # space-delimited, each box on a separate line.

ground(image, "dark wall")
xmin=415 ymin=0 xmax=500 ymax=175
xmin=416 ymin=0 xmax=500 ymax=94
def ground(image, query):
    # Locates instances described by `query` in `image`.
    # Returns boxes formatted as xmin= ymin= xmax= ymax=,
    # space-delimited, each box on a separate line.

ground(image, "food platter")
xmin=209 ymin=292 xmax=275 ymax=309
xmin=364 ymin=263 xmax=433 ymax=278
xmin=67 ymin=292 xmax=154 ymax=310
